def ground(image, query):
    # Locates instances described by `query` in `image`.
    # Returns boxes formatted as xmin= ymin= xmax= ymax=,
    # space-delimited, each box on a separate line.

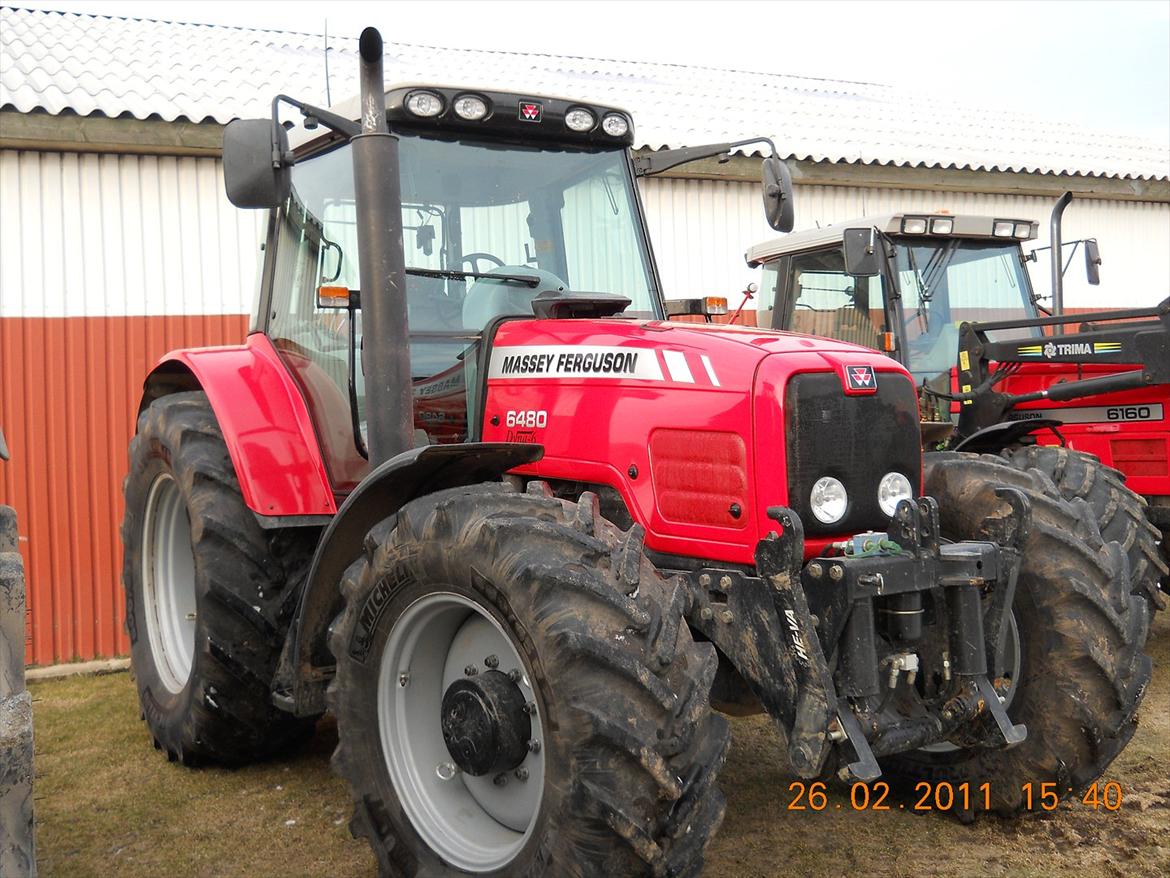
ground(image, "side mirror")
xmin=843 ymin=227 xmax=881 ymax=277
xmin=224 ymin=118 xmax=291 ymax=208
xmin=761 ymin=157 xmax=794 ymax=233
xmin=1084 ymin=238 xmax=1102 ymax=286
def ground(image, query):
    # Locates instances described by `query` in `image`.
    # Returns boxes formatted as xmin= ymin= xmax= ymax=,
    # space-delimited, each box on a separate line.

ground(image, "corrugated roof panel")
xmin=1 ymin=6 xmax=1167 ymax=180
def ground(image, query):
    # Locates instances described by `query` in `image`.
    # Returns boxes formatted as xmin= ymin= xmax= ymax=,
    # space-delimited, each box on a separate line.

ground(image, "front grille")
xmin=785 ymin=371 xmax=922 ymax=537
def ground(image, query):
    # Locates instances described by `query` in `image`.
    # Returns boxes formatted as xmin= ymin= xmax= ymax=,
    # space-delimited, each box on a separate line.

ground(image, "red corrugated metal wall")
xmin=0 ymin=314 xmax=249 ymax=665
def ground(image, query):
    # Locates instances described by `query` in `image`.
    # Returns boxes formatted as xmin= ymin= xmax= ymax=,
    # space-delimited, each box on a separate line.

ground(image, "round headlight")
xmin=453 ymin=95 xmax=488 ymax=120
xmin=565 ymin=108 xmax=595 ymax=132
xmin=878 ymin=472 xmax=913 ymax=517
xmin=810 ymin=476 xmax=848 ymax=524
xmin=601 ymin=113 xmax=629 ymax=137
xmin=405 ymin=91 xmax=444 ymax=117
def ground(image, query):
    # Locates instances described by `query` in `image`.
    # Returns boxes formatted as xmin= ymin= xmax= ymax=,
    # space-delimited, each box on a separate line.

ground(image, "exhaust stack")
xmin=351 ymin=27 xmax=413 ymax=466
xmin=1049 ymin=191 xmax=1073 ymax=316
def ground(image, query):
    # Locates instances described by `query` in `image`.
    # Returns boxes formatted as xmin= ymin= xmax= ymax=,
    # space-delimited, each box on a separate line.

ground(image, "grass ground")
xmin=31 ymin=613 xmax=1170 ymax=877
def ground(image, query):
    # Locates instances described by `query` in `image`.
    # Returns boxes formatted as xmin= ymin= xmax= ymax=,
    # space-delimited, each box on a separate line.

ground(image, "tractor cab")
xmin=267 ymin=86 xmax=662 ymax=486
xmin=747 ymin=213 xmax=1043 ymax=385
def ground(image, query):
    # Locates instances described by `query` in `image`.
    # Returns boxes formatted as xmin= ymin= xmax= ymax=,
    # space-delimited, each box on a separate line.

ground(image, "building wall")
xmin=2 ymin=146 xmax=1167 ymax=664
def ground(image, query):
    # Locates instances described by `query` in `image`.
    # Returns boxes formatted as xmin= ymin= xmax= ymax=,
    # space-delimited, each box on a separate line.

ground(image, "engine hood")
xmin=489 ymin=318 xmax=909 ymax=394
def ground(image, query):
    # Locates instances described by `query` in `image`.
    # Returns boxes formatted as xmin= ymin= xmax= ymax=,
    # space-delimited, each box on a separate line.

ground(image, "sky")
xmin=18 ymin=0 xmax=1170 ymax=144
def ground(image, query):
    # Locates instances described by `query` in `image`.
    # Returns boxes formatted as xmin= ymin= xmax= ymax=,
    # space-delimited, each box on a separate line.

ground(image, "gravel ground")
xmin=30 ymin=613 xmax=1169 ymax=877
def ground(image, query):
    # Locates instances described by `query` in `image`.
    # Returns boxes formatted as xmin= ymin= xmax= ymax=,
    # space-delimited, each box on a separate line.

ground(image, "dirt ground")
xmin=31 ymin=613 xmax=1170 ymax=877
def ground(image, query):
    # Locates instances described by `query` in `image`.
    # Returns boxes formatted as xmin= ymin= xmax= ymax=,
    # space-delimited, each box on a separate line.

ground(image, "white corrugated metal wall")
xmin=5 ymin=150 xmax=1166 ymax=319
xmin=642 ymin=178 xmax=1170 ymax=310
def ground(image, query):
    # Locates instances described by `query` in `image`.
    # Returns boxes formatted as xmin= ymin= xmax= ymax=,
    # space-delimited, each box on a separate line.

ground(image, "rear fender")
xmin=279 ymin=441 xmax=543 ymax=716
xmin=138 ymin=333 xmax=336 ymax=519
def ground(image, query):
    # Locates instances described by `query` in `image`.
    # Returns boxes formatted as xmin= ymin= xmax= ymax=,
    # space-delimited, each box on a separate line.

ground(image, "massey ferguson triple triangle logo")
xmin=518 ymin=101 xmax=543 ymax=122
xmin=845 ymin=364 xmax=877 ymax=393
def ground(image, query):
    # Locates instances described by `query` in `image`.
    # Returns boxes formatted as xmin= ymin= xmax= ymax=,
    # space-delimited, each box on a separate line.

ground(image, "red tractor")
xmin=121 ymin=30 xmax=1153 ymax=875
xmin=747 ymin=209 xmax=1169 ymax=612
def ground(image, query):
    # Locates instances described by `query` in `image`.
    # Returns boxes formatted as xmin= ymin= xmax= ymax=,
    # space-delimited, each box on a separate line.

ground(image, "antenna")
xmin=323 ymin=19 xmax=332 ymax=106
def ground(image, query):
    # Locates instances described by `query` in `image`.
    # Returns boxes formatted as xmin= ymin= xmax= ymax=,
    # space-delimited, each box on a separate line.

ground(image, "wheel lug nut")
xmin=398 ymin=673 xmax=410 ymax=687
xmin=485 ymin=654 xmax=499 ymax=669
xmin=464 ymin=664 xmax=478 ymax=676
xmin=514 ymin=767 xmax=529 ymax=782
xmin=435 ymin=762 xmax=458 ymax=781
xmin=528 ymin=739 xmax=541 ymax=754
xmin=524 ymin=701 xmax=537 ymax=716
xmin=508 ymin=669 xmax=521 ymax=683
xmin=493 ymin=773 xmax=508 ymax=787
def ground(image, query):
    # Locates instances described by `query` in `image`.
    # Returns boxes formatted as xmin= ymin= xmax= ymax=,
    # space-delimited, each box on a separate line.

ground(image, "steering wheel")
xmin=461 ymin=252 xmax=505 ymax=275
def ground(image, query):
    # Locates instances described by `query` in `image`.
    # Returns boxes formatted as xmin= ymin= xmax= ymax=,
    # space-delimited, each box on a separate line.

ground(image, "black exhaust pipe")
xmin=351 ymin=27 xmax=413 ymax=466
xmin=1049 ymin=191 xmax=1073 ymax=316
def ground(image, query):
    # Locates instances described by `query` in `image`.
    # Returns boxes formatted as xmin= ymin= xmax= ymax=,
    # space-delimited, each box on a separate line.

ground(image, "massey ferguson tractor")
xmin=121 ymin=29 xmax=1152 ymax=876
xmin=747 ymin=209 xmax=1170 ymax=616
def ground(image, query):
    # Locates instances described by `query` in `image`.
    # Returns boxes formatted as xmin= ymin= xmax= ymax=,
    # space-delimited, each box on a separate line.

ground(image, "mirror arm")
xmin=269 ymin=94 xmax=362 ymax=168
xmin=634 ymin=136 xmax=778 ymax=177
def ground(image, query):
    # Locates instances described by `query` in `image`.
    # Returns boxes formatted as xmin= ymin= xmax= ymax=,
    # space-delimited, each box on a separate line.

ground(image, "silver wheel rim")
xmin=378 ymin=592 xmax=546 ymax=872
xmin=141 ymin=473 xmax=197 ymax=694
xmin=922 ymin=611 xmax=1021 ymax=754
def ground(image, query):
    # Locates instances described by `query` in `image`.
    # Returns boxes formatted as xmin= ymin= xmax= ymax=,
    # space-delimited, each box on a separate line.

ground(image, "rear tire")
xmin=121 ymin=392 xmax=316 ymax=765
xmin=1004 ymin=444 xmax=1167 ymax=611
xmin=882 ymin=452 xmax=1152 ymax=813
xmin=328 ymin=482 xmax=728 ymax=877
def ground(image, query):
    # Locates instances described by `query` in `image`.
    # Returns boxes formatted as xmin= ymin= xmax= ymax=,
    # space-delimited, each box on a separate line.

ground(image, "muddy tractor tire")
xmin=883 ymin=452 xmax=1152 ymax=813
xmin=121 ymin=392 xmax=316 ymax=765
xmin=1004 ymin=445 xmax=1168 ymax=612
xmin=328 ymin=482 xmax=728 ymax=877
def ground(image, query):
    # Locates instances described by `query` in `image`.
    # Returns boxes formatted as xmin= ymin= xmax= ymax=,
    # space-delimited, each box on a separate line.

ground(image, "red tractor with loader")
xmin=747 ymin=209 xmax=1169 ymax=614
xmin=121 ymin=29 xmax=1153 ymax=876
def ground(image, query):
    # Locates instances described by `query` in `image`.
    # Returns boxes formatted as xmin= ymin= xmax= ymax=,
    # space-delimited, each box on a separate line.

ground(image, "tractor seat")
xmin=461 ymin=267 xmax=568 ymax=331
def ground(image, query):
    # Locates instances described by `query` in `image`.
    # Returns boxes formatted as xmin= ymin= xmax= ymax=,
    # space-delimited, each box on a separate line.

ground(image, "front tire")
xmin=883 ymin=452 xmax=1152 ymax=813
xmin=1003 ymin=444 xmax=1167 ymax=612
xmin=121 ymin=392 xmax=316 ymax=765
xmin=328 ymin=483 xmax=729 ymax=877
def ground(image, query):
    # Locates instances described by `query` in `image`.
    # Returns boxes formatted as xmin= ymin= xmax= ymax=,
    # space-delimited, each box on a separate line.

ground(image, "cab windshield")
xmin=265 ymin=133 xmax=658 ymax=486
xmin=892 ymin=239 xmax=1039 ymax=380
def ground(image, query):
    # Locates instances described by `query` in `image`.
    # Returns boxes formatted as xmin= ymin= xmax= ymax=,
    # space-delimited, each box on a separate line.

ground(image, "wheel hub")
xmin=441 ymin=669 xmax=531 ymax=776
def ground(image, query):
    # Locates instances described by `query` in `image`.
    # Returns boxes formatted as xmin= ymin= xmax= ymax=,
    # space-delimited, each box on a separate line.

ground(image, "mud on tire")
xmin=327 ymin=482 xmax=729 ymax=877
xmin=121 ymin=391 xmax=316 ymax=765
xmin=883 ymin=452 xmax=1152 ymax=813
xmin=1003 ymin=445 xmax=1168 ymax=612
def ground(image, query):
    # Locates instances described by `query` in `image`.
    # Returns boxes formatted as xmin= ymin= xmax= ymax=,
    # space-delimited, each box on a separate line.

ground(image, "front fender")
xmin=279 ymin=441 xmax=543 ymax=715
xmin=139 ymin=333 xmax=336 ymax=518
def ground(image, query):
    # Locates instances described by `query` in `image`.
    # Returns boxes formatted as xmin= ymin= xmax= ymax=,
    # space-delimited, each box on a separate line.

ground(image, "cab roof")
xmin=745 ymin=212 xmax=1040 ymax=267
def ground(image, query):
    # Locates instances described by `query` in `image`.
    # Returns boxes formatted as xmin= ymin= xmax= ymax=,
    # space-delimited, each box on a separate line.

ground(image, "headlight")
xmin=1014 ymin=222 xmax=1032 ymax=238
xmin=405 ymin=91 xmax=444 ymax=117
xmin=565 ymin=108 xmax=596 ymax=132
xmin=453 ymin=95 xmax=488 ymax=120
xmin=993 ymin=220 xmax=1015 ymax=237
xmin=930 ymin=218 xmax=953 ymax=235
xmin=901 ymin=217 xmax=928 ymax=234
xmin=810 ymin=476 xmax=848 ymax=524
xmin=601 ymin=113 xmax=629 ymax=137
xmin=877 ymin=472 xmax=913 ymax=517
